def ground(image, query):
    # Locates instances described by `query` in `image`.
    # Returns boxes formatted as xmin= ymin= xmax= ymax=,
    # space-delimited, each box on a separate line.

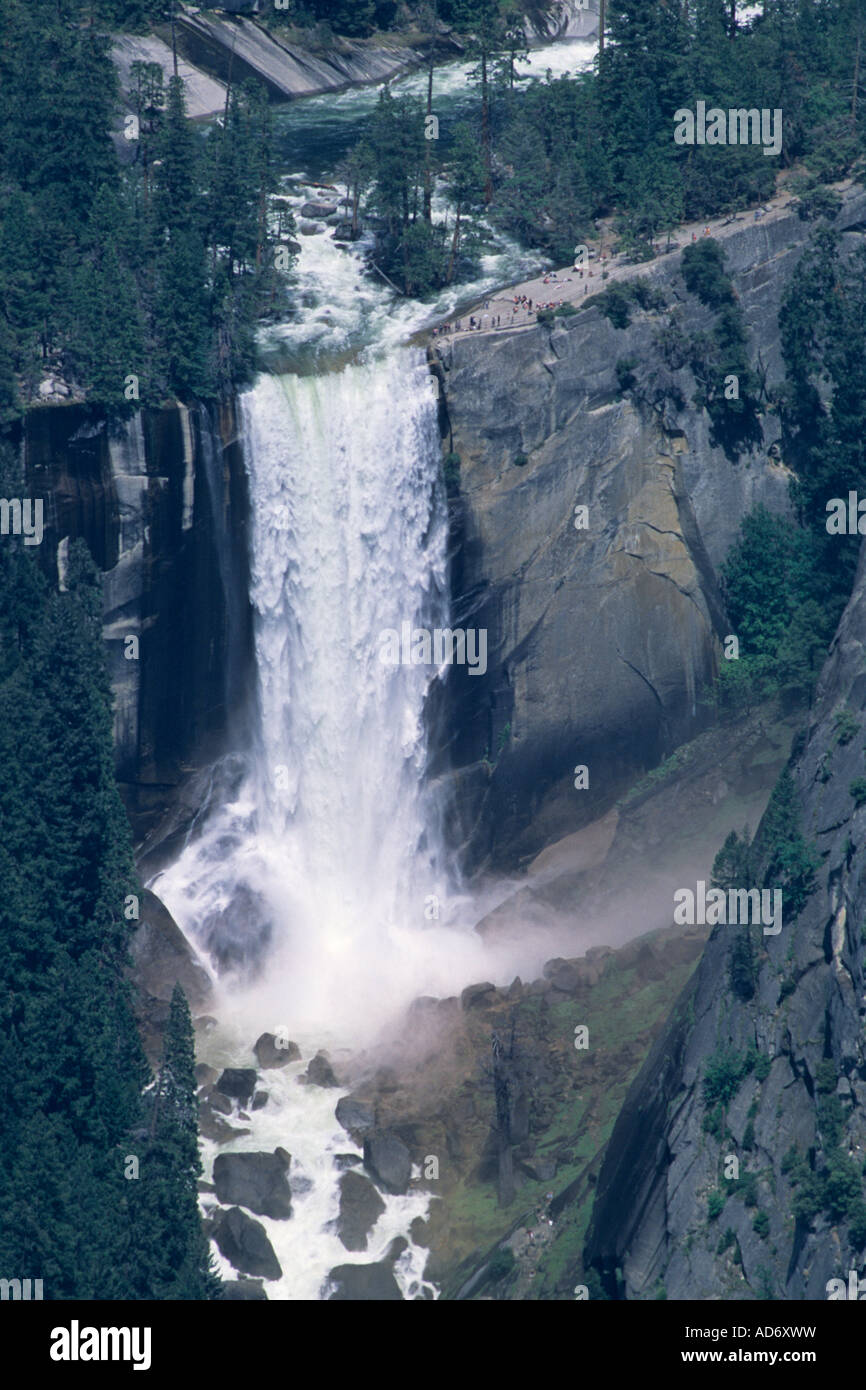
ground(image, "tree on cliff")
xmin=0 ymin=515 xmax=217 ymax=1298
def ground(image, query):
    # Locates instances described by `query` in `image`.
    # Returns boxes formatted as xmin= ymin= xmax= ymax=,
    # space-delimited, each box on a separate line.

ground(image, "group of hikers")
xmin=432 ymin=202 xmax=777 ymax=342
xmin=431 ymin=291 xmax=566 ymax=339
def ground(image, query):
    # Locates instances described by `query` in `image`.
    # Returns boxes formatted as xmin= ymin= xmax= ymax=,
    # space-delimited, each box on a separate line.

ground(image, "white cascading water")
xmin=152 ymin=32 xmax=603 ymax=1300
xmin=156 ymin=351 xmax=495 ymax=1299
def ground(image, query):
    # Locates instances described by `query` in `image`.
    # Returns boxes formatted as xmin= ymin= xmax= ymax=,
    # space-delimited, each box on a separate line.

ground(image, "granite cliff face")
xmin=585 ymin=541 xmax=866 ymax=1300
xmin=21 ymin=400 xmax=253 ymax=852
xmin=435 ymin=187 xmax=866 ymax=872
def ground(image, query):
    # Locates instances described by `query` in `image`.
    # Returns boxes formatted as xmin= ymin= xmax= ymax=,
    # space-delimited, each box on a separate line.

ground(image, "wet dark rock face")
xmin=21 ymin=399 xmax=254 ymax=862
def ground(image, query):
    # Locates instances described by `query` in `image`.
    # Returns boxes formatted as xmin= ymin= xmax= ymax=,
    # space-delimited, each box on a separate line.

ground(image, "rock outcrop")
xmin=173 ymin=11 xmax=429 ymax=101
xmin=21 ymin=400 xmax=254 ymax=863
xmin=524 ymin=1 xmax=600 ymax=42
xmin=210 ymin=1206 xmax=282 ymax=1281
xmin=213 ymin=1150 xmax=293 ymax=1220
xmin=325 ymin=1260 xmax=402 ymax=1300
xmin=585 ymin=540 xmax=866 ymax=1300
xmin=435 ymin=186 xmax=866 ymax=871
xmin=337 ymin=1170 xmax=386 ymax=1251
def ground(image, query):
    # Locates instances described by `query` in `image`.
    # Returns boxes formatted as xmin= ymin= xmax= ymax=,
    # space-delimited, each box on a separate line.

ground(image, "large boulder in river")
xmin=337 ymin=1170 xmax=385 ymax=1251
xmin=301 ymin=200 xmax=337 ymax=218
xmin=335 ymin=1096 xmax=374 ymax=1140
xmin=363 ymin=1130 xmax=412 ymax=1195
xmin=221 ymin=1278 xmax=268 ymax=1301
xmin=305 ymin=1051 xmax=338 ymax=1088
xmin=217 ymin=1069 xmax=258 ymax=1105
xmin=326 ymin=1261 xmax=402 ymax=1301
xmin=198 ymin=1101 xmax=248 ymax=1145
xmin=254 ymin=1032 xmax=301 ymax=1067
xmin=211 ymin=1207 xmax=282 ymax=1281
xmin=212 ymin=1150 xmax=292 ymax=1220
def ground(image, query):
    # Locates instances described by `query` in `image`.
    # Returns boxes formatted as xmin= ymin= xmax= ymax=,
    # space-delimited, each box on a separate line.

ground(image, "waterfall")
xmin=155 ymin=348 xmax=493 ymax=1298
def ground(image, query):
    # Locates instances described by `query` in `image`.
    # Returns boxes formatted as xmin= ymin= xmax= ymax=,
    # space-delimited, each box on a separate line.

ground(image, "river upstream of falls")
xmin=152 ymin=34 xmax=596 ymax=1301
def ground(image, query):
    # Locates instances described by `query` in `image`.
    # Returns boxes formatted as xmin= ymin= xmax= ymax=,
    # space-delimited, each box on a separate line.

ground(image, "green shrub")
xmin=716 ymin=1226 xmax=737 ymax=1255
xmin=707 ymin=1189 xmax=726 ymax=1220
xmin=615 ymin=357 xmax=639 ymax=393
xmin=513 ymin=451 xmax=528 ymax=467
xmin=754 ymin=1054 xmax=772 ymax=1083
xmin=443 ymin=451 xmax=461 ymax=487
xmin=781 ymin=1145 xmax=799 ymax=1175
xmin=703 ymin=1047 xmax=754 ymax=1108
xmin=815 ymin=1059 xmax=838 ymax=1094
xmin=818 ymin=1095 xmax=845 ymax=1148
xmin=848 ymin=1201 xmax=866 ymax=1248
xmin=554 ymin=301 xmax=577 ymax=318
xmin=834 ymin=706 xmax=860 ymax=745
xmin=597 ymin=283 xmax=632 ymax=329
xmin=682 ymin=239 xmax=734 ymax=311
xmin=850 ymin=778 xmax=866 ymax=808
xmin=823 ymin=1153 xmax=862 ymax=1223
xmin=486 ymin=1246 xmax=516 ymax=1282
xmin=752 ymin=1209 xmax=770 ymax=1238
xmin=729 ymin=927 xmax=756 ymax=1001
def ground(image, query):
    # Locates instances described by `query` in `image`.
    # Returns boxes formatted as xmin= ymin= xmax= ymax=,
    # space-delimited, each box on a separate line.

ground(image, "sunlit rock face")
xmin=437 ymin=188 xmax=866 ymax=872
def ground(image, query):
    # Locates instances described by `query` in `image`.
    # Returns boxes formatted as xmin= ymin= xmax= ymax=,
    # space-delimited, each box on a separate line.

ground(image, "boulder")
xmin=334 ymin=1153 xmax=362 ymax=1171
xmin=326 ymin=1261 xmax=402 ymax=1301
xmin=543 ymin=958 xmax=581 ymax=993
xmin=211 ymin=1207 xmax=282 ymax=1281
xmin=520 ymin=1156 xmax=557 ymax=1182
xmin=337 ymin=1170 xmax=385 ymax=1252
xmin=221 ymin=1278 xmax=268 ymax=1301
xmin=460 ymin=981 xmax=499 ymax=1010
xmin=305 ymin=1051 xmax=338 ymax=1088
xmin=363 ymin=1130 xmax=412 ymax=1195
xmin=217 ymin=1069 xmax=258 ymax=1105
xmin=196 ymin=1064 xmax=219 ymax=1088
xmin=212 ymin=1151 xmax=292 ymax=1220
xmin=252 ymin=1091 xmax=269 ymax=1111
xmin=300 ymin=201 xmax=337 ymax=218
xmin=198 ymin=1100 xmax=248 ymax=1145
xmin=129 ymin=888 xmax=213 ymax=1010
xmin=202 ymin=1087 xmax=233 ymax=1115
xmin=254 ymin=1032 xmax=301 ymax=1068
xmin=335 ymin=1097 xmax=374 ymax=1139
xmin=299 ymin=220 xmax=323 ymax=235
